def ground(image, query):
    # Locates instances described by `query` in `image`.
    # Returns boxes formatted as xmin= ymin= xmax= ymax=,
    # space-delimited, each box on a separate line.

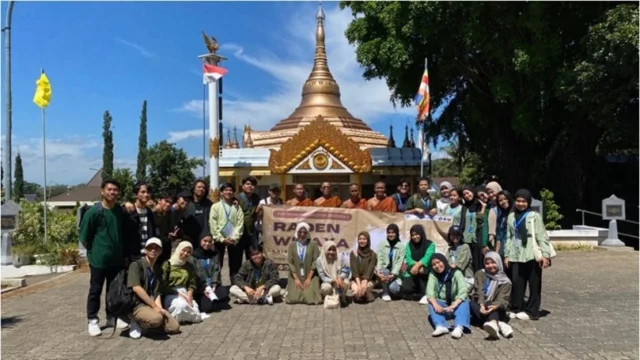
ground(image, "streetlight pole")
xmin=3 ymin=1 xmax=15 ymax=200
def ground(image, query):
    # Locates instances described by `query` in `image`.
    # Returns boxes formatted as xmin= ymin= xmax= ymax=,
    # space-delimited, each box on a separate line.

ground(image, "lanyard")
xmin=396 ymin=194 xmax=406 ymax=211
xmin=389 ymin=247 xmax=394 ymax=262
xmin=297 ymin=243 xmax=306 ymax=262
xmin=437 ymin=271 xmax=450 ymax=294
xmin=222 ymin=203 xmax=232 ymax=221
xmin=420 ymin=196 xmax=430 ymax=208
xmin=240 ymin=193 xmax=255 ymax=209
xmin=514 ymin=210 xmax=530 ymax=235
xmin=146 ymin=268 xmax=155 ymax=290
xmin=483 ymin=278 xmax=491 ymax=295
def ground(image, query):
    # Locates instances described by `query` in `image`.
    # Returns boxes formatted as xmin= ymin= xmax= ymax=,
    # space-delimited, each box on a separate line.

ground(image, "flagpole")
xmin=419 ymin=119 xmax=425 ymax=178
xmin=202 ymin=82 xmax=206 ymax=178
xmin=42 ymin=105 xmax=48 ymax=243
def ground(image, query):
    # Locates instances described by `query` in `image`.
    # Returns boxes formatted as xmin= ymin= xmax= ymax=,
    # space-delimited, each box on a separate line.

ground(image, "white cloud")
xmin=114 ymin=37 xmax=155 ymax=58
xmin=168 ymin=128 xmax=209 ymax=143
xmin=173 ymin=4 xmax=412 ymax=141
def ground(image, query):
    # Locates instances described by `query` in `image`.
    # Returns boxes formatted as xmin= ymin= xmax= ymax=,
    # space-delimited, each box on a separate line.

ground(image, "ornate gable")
xmin=268 ymin=116 xmax=372 ymax=174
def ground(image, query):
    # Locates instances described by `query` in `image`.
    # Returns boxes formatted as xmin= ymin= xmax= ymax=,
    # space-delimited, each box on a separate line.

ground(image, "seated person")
xmin=446 ymin=226 xmax=474 ymax=291
xmin=402 ymin=225 xmax=435 ymax=304
xmin=350 ymin=231 xmax=377 ymax=303
xmin=127 ymin=238 xmax=180 ymax=339
xmin=192 ymin=234 xmax=230 ymax=312
xmin=375 ymin=224 xmax=405 ymax=302
xmin=162 ymin=241 xmax=208 ymax=323
xmin=316 ymin=241 xmax=350 ymax=300
xmin=285 ymin=223 xmax=323 ymax=305
xmin=230 ymin=245 xmax=283 ymax=304
xmin=470 ymin=252 xmax=513 ymax=339
xmin=426 ymin=254 xmax=471 ymax=339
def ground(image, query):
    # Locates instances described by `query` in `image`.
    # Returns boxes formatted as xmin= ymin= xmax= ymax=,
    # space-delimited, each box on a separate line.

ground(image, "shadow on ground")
xmin=1 ymin=316 xmax=23 ymax=328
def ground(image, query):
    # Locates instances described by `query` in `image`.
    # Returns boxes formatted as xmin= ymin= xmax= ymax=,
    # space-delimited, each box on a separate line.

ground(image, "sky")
xmin=0 ymin=1 xmax=448 ymax=186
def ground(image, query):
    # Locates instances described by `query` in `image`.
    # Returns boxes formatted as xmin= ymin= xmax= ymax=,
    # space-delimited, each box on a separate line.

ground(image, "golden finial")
xmin=225 ymin=129 xmax=232 ymax=148
xmin=232 ymin=126 xmax=239 ymax=148
xmin=202 ymin=30 xmax=220 ymax=54
xmin=244 ymin=127 xmax=254 ymax=148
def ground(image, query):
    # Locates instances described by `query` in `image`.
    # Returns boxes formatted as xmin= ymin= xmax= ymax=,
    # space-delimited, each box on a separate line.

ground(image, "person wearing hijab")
xmin=316 ymin=241 xmax=350 ymax=300
xmin=483 ymin=190 xmax=514 ymax=258
xmin=426 ymin=253 xmax=471 ymax=339
xmin=192 ymin=235 xmax=230 ymax=313
xmin=162 ymin=241 xmax=208 ymax=323
xmin=504 ymin=189 xmax=552 ymax=321
xmin=460 ymin=185 xmax=485 ymax=273
xmin=485 ymin=182 xmax=503 ymax=207
xmin=446 ymin=226 xmax=474 ymax=290
xmin=436 ymin=181 xmax=454 ymax=214
xmin=285 ymin=222 xmax=322 ymax=305
xmin=350 ymin=231 xmax=378 ymax=303
xmin=470 ymin=252 xmax=513 ymax=339
xmin=375 ymin=224 xmax=406 ymax=302
xmin=402 ymin=225 xmax=436 ymax=305
xmin=230 ymin=245 xmax=283 ymax=304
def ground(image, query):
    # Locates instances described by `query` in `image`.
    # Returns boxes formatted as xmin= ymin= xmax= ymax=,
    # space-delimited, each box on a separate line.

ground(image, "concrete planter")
xmin=1 ymin=264 xmax=76 ymax=279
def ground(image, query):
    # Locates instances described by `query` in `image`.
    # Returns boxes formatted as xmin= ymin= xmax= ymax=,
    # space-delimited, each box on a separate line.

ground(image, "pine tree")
xmin=102 ymin=110 xmax=114 ymax=179
xmin=13 ymin=153 xmax=24 ymax=200
xmin=136 ymin=100 xmax=148 ymax=180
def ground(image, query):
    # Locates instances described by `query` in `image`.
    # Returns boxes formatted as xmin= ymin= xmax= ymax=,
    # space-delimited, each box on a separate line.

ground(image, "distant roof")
xmin=24 ymin=194 xmax=39 ymax=203
xmin=48 ymin=186 xmax=101 ymax=203
xmin=86 ymin=169 xmax=103 ymax=187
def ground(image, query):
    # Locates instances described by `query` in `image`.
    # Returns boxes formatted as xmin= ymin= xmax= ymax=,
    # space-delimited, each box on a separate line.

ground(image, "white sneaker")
xmin=451 ymin=326 xmax=464 ymax=339
xmin=129 ymin=320 xmax=142 ymax=339
xmin=431 ymin=326 xmax=449 ymax=337
xmin=419 ymin=296 xmax=428 ymax=305
xmin=483 ymin=321 xmax=500 ymax=339
xmin=381 ymin=294 xmax=391 ymax=302
xmin=200 ymin=313 xmax=211 ymax=320
xmin=498 ymin=321 xmax=513 ymax=338
xmin=87 ymin=319 xmax=102 ymax=337
xmin=106 ymin=316 xmax=129 ymax=330
xmin=507 ymin=311 xmax=517 ymax=319
xmin=515 ymin=312 xmax=530 ymax=320
xmin=265 ymin=295 xmax=274 ymax=305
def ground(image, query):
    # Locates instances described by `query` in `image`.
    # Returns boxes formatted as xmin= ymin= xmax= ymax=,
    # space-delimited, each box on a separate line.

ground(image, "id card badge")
xmin=300 ymin=268 xmax=305 ymax=277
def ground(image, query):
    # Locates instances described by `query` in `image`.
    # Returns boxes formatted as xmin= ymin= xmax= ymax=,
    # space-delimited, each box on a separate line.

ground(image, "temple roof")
xmin=250 ymin=4 xmax=388 ymax=149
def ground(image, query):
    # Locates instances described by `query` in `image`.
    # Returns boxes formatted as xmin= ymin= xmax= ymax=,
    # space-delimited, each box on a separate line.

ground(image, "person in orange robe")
xmin=314 ymin=182 xmax=342 ymax=208
xmin=285 ymin=183 xmax=314 ymax=206
xmin=341 ymin=183 xmax=368 ymax=209
xmin=368 ymin=181 xmax=398 ymax=212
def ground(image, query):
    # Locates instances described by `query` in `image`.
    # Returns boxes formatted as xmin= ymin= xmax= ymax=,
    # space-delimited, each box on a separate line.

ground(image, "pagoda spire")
xmin=232 ymin=126 xmax=239 ymax=148
xmin=409 ymin=128 xmax=416 ymax=148
xmin=225 ymin=129 xmax=232 ymax=148
xmin=402 ymin=125 xmax=411 ymax=148
xmin=387 ymin=125 xmax=396 ymax=148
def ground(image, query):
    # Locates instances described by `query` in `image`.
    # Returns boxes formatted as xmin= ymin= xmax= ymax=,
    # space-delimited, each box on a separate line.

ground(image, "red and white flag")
xmin=203 ymin=63 xmax=228 ymax=84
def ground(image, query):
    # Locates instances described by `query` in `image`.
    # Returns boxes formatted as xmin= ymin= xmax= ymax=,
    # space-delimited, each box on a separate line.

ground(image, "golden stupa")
xmin=246 ymin=5 xmax=388 ymax=149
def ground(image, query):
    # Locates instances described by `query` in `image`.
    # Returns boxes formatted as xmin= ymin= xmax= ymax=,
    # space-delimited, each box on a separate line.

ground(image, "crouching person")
xmin=316 ymin=241 xmax=350 ymax=299
xmin=127 ymin=238 xmax=180 ymax=339
xmin=192 ymin=234 xmax=231 ymax=312
xmin=162 ymin=241 xmax=208 ymax=323
xmin=230 ymin=245 xmax=283 ymax=304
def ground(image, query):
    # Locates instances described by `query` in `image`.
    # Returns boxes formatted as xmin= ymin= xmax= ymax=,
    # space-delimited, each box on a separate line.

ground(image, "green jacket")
xmin=79 ymin=204 xmax=127 ymax=269
xmin=191 ymin=256 xmax=222 ymax=293
xmin=406 ymin=193 xmax=437 ymax=213
xmin=126 ymin=258 xmax=165 ymax=308
xmin=446 ymin=244 xmax=473 ymax=279
xmin=402 ymin=241 xmax=435 ymax=278
xmin=504 ymin=211 xmax=551 ymax=263
xmin=426 ymin=270 xmax=468 ymax=303
xmin=471 ymin=270 xmax=511 ymax=309
xmin=162 ymin=261 xmax=197 ymax=295
xmin=375 ymin=240 xmax=406 ymax=277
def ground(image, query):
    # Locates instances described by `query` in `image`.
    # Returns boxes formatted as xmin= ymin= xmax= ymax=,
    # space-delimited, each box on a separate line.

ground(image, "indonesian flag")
xmin=203 ymin=63 xmax=228 ymax=84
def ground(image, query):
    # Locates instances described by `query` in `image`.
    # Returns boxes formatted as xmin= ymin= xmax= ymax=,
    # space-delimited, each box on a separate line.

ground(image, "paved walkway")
xmin=2 ymin=251 xmax=638 ymax=360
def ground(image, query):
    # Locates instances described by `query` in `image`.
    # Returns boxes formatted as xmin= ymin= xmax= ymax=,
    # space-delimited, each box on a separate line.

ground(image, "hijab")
xmin=440 ymin=181 xmax=453 ymax=191
xmin=354 ymin=231 xmax=373 ymax=259
xmin=169 ymin=241 xmax=193 ymax=267
xmin=447 ymin=225 xmax=463 ymax=249
xmin=319 ymin=241 xmax=340 ymax=280
xmin=295 ymin=222 xmax=311 ymax=244
xmin=461 ymin=185 xmax=480 ymax=212
xmin=483 ymin=251 xmax=511 ymax=301
xmin=514 ymin=189 xmax=532 ymax=220
xmin=409 ymin=224 xmax=431 ymax=261
xmin=192 ymin=236 xmax=216 ymax=260
xmin=430 ymin=253 xmax=459 ymax=305
xmin=386 ymin=223 xmax=400 ymax=250
xmin=486 ymin=181 xmax=502 ymax=195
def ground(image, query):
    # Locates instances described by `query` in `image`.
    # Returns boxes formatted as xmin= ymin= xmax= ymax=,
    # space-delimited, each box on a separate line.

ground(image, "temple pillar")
xmin=280 ymin=174 xmax=286 ymax=202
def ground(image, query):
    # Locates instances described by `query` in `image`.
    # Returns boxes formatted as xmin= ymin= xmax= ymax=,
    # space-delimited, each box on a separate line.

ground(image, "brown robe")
xmin=286 ymin=198 xmax=314 ymax=207
xmin=341 ymin=198 xmax=368 ymax=209
xmin=314 ymin=196 xmax=342 ymax=208
xmin=368 ymin=196 xmax=398 ymax=213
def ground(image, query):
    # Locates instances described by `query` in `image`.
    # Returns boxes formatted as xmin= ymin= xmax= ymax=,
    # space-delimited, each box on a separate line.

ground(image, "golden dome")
xmin=251 ymin=4 xmax=388 ymax=149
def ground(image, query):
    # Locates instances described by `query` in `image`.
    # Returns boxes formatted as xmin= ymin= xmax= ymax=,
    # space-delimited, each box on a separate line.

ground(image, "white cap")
xmin=145 ymin=237 xmax=163 ymax=249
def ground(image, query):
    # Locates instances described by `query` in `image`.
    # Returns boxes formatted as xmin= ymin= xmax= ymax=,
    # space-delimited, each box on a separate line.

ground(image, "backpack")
xmin=77 ymin=202 xmax=103 ymax=231
xmin=106 ymin=268 xmax=137 ymax=319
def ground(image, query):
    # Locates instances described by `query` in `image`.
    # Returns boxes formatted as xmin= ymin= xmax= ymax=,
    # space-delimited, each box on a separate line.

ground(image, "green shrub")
xmin=540 ymin=189 xmax=564 ymax=230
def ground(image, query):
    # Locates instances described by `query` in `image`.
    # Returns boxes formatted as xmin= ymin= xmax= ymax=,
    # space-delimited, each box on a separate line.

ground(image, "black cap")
xmin=269 ymin=183 xmax=281 ymax=191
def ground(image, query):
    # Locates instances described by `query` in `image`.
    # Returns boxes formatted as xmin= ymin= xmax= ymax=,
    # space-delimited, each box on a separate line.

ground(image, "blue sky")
xmin=1 ymin=1 xmax=446 ymax=185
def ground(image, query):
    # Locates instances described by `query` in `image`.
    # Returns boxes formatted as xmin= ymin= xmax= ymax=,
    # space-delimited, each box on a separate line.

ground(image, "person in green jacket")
xmin=446 ymin=225 xmax=474 ymax=291
xmin=401 ymin=224 xmax=435 ymax=305
xmin=375 ymin=224 xmax=405 ymax=302
xmin=404 ymin=177 xmax=438 ymax=217
xmin=426 ymin=253 xmax=471 ymax=339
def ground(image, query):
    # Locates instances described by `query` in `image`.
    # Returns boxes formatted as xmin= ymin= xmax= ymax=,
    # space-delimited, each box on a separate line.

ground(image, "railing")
xmin=575 ymin=209 xmax=639 ymax=239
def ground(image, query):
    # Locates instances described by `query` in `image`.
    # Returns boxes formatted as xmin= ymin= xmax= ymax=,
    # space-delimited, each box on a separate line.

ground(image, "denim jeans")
xmin=380 ymin=268 xmax=401 ymax=295
xmin=428 ymin=299 xmax=471 ymax=330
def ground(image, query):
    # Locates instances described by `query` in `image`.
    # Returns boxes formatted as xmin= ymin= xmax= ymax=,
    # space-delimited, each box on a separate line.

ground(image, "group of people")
xmin=79 ymin=175 xmax=553 ymax=341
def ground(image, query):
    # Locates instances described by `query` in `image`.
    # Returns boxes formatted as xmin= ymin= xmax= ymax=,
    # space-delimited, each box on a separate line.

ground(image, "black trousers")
xmin=215 ymin=242 xmax=245 ymax=285
xmin=470 ymin=300 xmax=506 ymax=324
xmin=511 ymin=260 xmax=542 ymax=319
xmin=401 ymin=274 xmax=428 ymax=298
xmin=470 ymin=242 xmax=485 ymax=273
xmin=87 ymin=265 xmax=121 ymax=320
xmin=195 ymin=286 xmax=231 ymax=313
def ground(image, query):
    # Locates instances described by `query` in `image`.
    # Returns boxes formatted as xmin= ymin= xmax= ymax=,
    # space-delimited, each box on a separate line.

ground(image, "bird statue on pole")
xmin=202 ymin=31 xmax=220 ymax=54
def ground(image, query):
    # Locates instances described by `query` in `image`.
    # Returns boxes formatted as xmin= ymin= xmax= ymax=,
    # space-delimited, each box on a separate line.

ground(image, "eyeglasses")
xmin=400 ymin=184 xmax=409 ymax=188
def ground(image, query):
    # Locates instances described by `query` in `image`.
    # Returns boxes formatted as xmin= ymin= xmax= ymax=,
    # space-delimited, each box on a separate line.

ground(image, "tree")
xmin=13 ymin=153 xmax=23 ymax=200
xmin=112 ymin=168 xmax=135 ymax=202
xmin=146 ymin=141 xmax=205 ymax=198
xmin=136 ymin=100 xmax=148 ymax=181
xmin=102 ymin=110 xmax=114 ymax=179
xmin=23 ymin=181 xmax=40 ymax=195
xmin=340 ymin=2 xmax=638 ymax=211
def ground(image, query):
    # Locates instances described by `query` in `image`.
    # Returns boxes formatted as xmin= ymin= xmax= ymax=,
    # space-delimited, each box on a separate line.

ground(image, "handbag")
xmin=531 ymin=215 xmax=557 ymax=262
xmin=323 ymin=290 xmax=341 ymax=310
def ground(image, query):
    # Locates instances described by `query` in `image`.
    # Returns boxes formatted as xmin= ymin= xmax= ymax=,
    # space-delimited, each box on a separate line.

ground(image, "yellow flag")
xmin=33 ymin=71 xmax=52 ymax=108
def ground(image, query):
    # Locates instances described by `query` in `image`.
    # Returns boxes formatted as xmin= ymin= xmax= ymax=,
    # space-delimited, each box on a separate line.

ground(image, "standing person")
xmin=485 ymin=182 xmax=503 ymax=207
xmin=367 ymin=181 xmax=397 ymax=212
xmin=341 ymin=183 xmax=368 ymax=209
xmin=127 ymin=238 xmax=180 ymax=339
xmin=153 ymin=194 xmax=174 ymax=265
xmin=210 ymin=182 xmax=244 ymax=284
xmin=129 ymin=181 xmax=157 ymax=260
xmin=391 ymin=178 xmax=411 ymax=212
xmin=236 ymin=176 xmax=261 ymax=258
xmin=504 ymin=189 xmax=551 ymax=321
xmin=314 ymin=182 xmax=342 ymax=207
xmin=460 ymin=186 xmax=484 ymax=272
xmin=182 ymin=179 xmax=212 ymax=248
xmin=285 ymin=222 xmax=323 ymax=305
xmin=80 ymin=179 xmax=130 ymax=337
xmin=446 ymin=226 xmax=474 ymax=290
xmin=484 ymin=190 xmax=514 ymax=257
xmin=405 ymin=177 xmax=438 ymax=217
xmin=285 ymin=183 xmax=314 ymax=206
xmin=256 ymin=184 xmax=283 ymax=244
xmin=441 ymin=188 xmax=464 ymax=226
xmin=375 ymin=224 xmax=405 ymax=301
xmin=402 ymin=224 xmax=435 ymax=304
xmin=436 ymin=181 xmax=453 ymax=214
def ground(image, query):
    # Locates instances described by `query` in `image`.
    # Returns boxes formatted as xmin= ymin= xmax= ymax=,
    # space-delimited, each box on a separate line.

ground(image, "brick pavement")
xmin=1 ymin=251 xmax=638 ymax=360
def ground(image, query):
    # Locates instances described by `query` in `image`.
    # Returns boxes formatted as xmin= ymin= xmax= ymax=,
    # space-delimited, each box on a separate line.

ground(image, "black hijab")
xmin=461 ymin=185 xmax=480 ymax=213
xmin=191 ymin=235 xmax=216 ymax=260
xmin=430 ymin=253 xmax=459 ymax=305
xmin=386 ymin=223 xmax=400 ymax=249
xmin=514 ymin=189 xmax=532 ymax=220
xmin=409 ymin=224 xmax=432 ymax=262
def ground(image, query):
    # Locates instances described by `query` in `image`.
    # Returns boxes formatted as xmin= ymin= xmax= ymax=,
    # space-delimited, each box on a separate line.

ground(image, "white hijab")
xmin=295 ymin=222 xmax=311 ymax=244
xmin=319 ymin=241 xmax=340 ymax=280
xmin=169 ymin=241 xmax=193 ymax=267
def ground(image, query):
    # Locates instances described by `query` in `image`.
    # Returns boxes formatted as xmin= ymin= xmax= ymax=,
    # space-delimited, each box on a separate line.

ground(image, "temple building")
xmin=218 ymin=5 xmax=423 ymax=200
